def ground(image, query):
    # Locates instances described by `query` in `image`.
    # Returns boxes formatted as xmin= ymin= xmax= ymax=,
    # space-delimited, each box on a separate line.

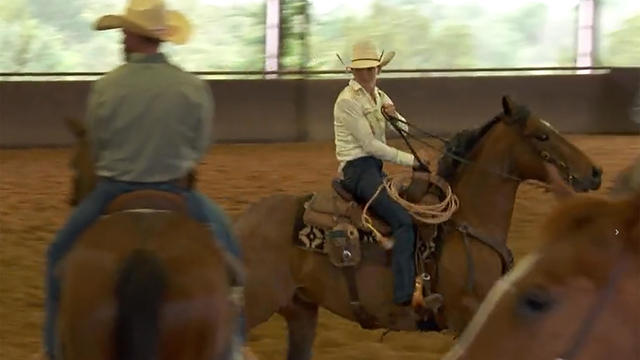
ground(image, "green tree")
xmin=505 ymin=3 xmax=548 ymax=44
xmin=603 ymin=14 xmax=640 ymax=66
xmin=279 ymin=0 xmax=311 ymax=70
xmin=307 ymin=0 xmax=437 ymax=70
xmin=29 ymin=0 xmax=93 ymax=42
xmin=425 ymin=22 xmax=474 ymax=68
xmin=0 ymin=18 xmax=79 ymax=72
xmin=0 ymin=0 xmax=28 ymax=21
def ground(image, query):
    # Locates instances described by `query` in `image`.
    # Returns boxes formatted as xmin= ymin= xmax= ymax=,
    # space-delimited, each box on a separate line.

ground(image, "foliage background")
xmin=0 ymin=0 xmax=638 ymax=74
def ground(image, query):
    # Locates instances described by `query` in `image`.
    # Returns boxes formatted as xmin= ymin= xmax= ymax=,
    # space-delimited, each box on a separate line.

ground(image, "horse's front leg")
xmin=278 ymin=293 xmax=319 ymax=360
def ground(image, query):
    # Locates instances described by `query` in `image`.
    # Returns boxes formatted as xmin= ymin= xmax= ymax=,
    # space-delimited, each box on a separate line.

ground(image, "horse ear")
xmin=501 ymin=95 xmax=526 ymax=127
xmin=544 ymin=163 xmax=575 ymax=200
xmin=65 ymin=117 xmax=86 ymax=139
xmin=502 ymin=95 xmax=514 ymax=116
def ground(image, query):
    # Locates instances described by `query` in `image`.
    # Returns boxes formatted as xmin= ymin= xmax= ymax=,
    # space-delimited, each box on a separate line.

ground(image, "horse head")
xmin=442 ymin=165 xmax=640 ymax=360
xmin=496 ymin=95 xmax=601 ymax=191
xmin=403 ymin=96 xmax=602 ymax=333
xmin=434 ymin=95 xmax=601 ymax=192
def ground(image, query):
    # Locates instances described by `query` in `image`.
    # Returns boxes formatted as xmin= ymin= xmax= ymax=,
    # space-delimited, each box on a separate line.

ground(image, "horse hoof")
xmin=416 ymin=319 xmax=440 ymax=332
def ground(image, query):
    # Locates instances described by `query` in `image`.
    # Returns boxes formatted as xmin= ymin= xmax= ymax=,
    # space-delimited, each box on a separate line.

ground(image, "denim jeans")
xmin=341 ymin=156 xmax=416 ymax=304
xmin=43 ymin=178 xmax=245 ymax=358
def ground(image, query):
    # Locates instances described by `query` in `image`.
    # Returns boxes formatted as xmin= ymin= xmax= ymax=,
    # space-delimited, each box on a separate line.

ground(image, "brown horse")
xmin=443 ymin=165 xmax=640 ymax=360
xmin=56 ymin=118 xmax=235 ymax=360
xmin=235 ymin=96 xmax=602 ymax=359
xmin=609 ymin=155 xmax=640 ymax=197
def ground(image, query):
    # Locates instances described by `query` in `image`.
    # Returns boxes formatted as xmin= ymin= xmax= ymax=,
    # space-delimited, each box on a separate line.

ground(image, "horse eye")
xmin=535 ymin=133 xmax=549 ymax=141
xmin=516 ymin=287 xmax=555 ymax=319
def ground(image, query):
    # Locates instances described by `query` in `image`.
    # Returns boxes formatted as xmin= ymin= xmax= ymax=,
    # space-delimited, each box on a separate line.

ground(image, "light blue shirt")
xmin=86 ymin=52 xmax=213 ymax=182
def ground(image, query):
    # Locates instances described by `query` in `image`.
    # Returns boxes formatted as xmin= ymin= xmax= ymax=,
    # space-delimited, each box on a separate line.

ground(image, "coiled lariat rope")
xmin=361 ymin=172 xmax=459 ymax=248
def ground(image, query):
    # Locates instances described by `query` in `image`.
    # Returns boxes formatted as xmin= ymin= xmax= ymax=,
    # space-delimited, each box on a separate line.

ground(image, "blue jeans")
xmin=44 ymin=178 xmax=245 ymax=357
xmin=341 ymin=156 xmax=416 ymax=304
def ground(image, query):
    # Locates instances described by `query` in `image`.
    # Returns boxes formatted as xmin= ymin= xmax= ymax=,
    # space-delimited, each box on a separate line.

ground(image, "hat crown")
xmin=125 ymin=0 xmax=168 ymax=32
xmin=351 ymin=40 xmax=381 ymax=61
xmin=336 ymin=40 xmax=394 ymax=69
xmin=94 ymin=0 xmax=191 ymax=44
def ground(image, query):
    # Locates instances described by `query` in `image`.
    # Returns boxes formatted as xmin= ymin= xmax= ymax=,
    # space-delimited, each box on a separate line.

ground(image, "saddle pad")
xmin=296 ymin=224 xmax=434 ymax=263
xmin=296 ymin=225 xmax=377 ymax=252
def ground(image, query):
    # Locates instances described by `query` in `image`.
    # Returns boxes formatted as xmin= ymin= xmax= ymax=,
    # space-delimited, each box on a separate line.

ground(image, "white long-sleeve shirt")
xmin=334 ymin=79 xmax=414 ymax=176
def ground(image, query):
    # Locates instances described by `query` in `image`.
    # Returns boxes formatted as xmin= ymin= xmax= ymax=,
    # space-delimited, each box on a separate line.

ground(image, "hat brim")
xmin=94 ymin=10 xmax=191 ymax=44
xmin=379 ymin=51 xmax=395 ymax=67
xmin=346 ymin=51 xmax=396 ymax=70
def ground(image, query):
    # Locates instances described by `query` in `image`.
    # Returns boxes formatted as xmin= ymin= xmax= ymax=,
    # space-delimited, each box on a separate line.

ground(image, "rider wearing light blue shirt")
xmin=41 ymin=2 xmax=246 ymax=359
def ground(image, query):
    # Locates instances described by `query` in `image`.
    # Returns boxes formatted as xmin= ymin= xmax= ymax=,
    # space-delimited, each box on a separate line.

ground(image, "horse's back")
xmin=71 ymin=210 xmax=222 ymax=266
xmin=58 ymin=210 xmax=233 ymax=360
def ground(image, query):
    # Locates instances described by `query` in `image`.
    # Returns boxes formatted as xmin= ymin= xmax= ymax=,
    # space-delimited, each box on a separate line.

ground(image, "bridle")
xmin=384 ymin=108 xmax=579 ymax=186
xmin=383 ymin=108 xmax=579 ymax=290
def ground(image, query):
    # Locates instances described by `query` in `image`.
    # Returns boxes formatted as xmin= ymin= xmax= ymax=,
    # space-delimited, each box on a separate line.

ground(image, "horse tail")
xmin=115 ymin=248 xmax=167 ymax=360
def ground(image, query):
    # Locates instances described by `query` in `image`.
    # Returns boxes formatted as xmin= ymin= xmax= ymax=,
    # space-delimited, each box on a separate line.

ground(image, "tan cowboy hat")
xmin=338 ymin=40 xmax=395 ymax=70
xmin=94 ymin=0 xmax=191 ymax=44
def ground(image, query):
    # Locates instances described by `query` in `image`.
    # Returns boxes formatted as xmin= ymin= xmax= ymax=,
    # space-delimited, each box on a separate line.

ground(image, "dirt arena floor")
xmin=1 ymin=135 xmax=638 ymax=360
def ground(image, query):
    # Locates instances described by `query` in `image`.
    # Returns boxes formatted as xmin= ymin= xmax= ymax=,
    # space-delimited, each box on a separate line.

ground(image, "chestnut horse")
xmin=235 ymin=96 xmax=602 ymax=360
xmin=443 ymin=164 xmax=640 ymax=360
xmin=610 ymin=155 xmax=640 ymax=197
xmin=55 ymin=118 xmax=235 ymax=360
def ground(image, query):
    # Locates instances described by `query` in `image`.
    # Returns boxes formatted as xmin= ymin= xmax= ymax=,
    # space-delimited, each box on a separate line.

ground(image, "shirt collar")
xmin=348 ymin=79 xmax=380 ymax=103
xmin=127 ymin=52 xmax=168 ymax=64
xmin=348 ymin=79 xmax=362 ymax=91
xmin=349 ymin=79 xmax=380 ymax=94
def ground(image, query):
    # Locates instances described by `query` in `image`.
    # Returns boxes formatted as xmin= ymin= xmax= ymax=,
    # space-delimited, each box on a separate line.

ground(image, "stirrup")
xmin=411 ymin=275 xmax=426 ymax=310
xmin=411 ymin=274 xmax=443 ymax=313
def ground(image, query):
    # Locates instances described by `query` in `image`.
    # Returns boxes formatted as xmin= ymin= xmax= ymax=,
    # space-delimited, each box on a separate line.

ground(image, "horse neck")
xmin=449 ymin=134 xmax=521 ymax=245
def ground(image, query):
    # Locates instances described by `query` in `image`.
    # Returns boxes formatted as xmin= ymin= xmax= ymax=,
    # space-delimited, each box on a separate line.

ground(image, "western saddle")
xmin=300 ymin=177 xmax=444 ymax=329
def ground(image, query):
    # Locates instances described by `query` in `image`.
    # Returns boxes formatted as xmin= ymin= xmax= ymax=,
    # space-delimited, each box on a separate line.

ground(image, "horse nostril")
xmin=592 ymin=166 xmax=602 ymax=179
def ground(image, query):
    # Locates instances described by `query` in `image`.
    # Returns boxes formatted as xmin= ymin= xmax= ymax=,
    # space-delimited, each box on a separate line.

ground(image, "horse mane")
xmin=436 ymin=105 xmax=532 ymax=182
xmin=436 ymin=116 xmax=501 ymax=182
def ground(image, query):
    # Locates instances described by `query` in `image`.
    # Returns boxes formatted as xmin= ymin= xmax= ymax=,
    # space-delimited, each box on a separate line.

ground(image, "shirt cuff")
xmin=396 ymin=151 xmax=415 ymax=167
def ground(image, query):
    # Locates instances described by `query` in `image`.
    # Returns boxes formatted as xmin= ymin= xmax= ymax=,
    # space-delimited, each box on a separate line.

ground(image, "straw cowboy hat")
xmin=338 ymin=40 xmax=395 ymax=70
xmin=94 ymin=0 xmax=191 ymax=44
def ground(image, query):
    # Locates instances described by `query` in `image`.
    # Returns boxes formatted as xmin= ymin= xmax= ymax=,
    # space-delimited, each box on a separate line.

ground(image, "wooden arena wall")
xmin=1 ymin=68 xmax=638 ymax=147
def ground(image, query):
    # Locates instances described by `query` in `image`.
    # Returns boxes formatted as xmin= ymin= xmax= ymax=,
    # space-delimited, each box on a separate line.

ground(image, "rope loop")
xmin=361 ymin=172 xmax=459 ymax=248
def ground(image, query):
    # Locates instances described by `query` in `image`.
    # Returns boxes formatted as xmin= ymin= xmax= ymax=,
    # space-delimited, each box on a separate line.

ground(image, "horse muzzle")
xmin=570 ymin=166 xmax=602 ymax=192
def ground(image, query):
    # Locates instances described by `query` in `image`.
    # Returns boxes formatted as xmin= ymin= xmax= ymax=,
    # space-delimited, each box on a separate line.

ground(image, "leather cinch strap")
xmin=342 ymin=266 xmax=380 ymax=329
